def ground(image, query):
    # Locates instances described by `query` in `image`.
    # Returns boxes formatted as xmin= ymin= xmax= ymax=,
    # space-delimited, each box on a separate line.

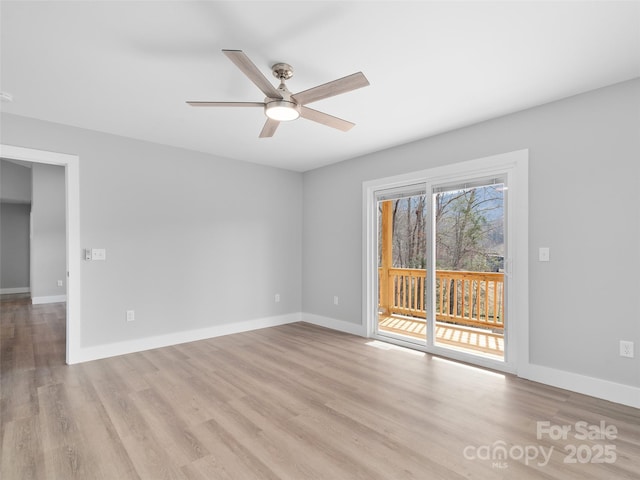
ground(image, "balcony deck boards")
xmin=378 ymin=315 xmax=504 ymax=359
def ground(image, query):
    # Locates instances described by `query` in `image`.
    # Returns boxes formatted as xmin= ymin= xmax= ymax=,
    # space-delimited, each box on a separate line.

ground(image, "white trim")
xmin=302 ymin=313 xmax=367 ymax=337
xmin=362 ymin=149 xmax=529 ymax=375
xmin=520 ymin=363 xmax=640 ymax=409
xmin=74 ymin=312 xmax=301 ymax=363
xmin=32 ymin=295 xmax=67 ymax=305
xmin=0 ymin=144 xmax=81 ymax=365
xmin=0 ymin=287 xmax=30 ymax=294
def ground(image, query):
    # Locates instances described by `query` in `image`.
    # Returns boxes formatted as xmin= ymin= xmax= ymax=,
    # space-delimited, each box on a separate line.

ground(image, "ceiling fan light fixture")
xmin=265 ymin=100 xmax=300 ymax=121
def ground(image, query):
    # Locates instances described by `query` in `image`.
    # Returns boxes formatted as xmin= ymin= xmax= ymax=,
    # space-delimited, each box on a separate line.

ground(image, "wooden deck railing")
xmin=379 ymin=268 xmax=504 ymax=331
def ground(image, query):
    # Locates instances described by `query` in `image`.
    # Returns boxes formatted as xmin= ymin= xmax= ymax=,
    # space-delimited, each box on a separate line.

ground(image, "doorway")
xmin=364 ymin=150 xmax=528 ymax=373
xmin=0 ymin=144 xmax=80 ymax=364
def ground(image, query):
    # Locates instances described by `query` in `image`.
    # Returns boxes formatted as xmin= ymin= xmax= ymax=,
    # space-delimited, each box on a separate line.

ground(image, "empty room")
xmin=1 ymin=1 xmax=639 ymax=479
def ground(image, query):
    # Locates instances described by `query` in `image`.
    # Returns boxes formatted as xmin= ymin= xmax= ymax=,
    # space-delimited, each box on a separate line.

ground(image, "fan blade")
xmin=292 ymin=72 xmax=369 ymax=105
xmin=186 ymin=101 xmax=264 ymax=107
xmin=222 ymin=49 xmax=283 ymax=100
xmin=259 ymin=118 xmax=280 ymax=138
xmin=299 ymin=106 xmax=355 ymax=132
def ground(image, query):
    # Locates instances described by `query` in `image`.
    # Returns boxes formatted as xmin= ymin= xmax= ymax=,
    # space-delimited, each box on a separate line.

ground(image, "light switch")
xmin=91 ymin=248 xmax=106 ymax=261
xmin=539 ymin=247 xmax=550 ymax=262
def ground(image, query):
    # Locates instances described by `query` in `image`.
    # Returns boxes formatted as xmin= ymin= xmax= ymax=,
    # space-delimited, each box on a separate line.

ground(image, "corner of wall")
xmin=301 ymin=313 xmax=367 ymax=337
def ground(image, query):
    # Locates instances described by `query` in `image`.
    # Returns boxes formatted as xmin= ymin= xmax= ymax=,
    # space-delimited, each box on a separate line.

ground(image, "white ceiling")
xmin=1 ymin=1 xmax=639 ymax=172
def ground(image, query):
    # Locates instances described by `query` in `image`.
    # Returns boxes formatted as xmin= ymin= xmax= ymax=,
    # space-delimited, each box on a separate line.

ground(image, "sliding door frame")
xmin=363 ymin=150 xmax=528 ymax=374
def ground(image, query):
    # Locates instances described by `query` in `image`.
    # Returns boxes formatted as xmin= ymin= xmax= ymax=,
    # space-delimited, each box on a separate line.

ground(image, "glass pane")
xmin=377 ymin=194 xmax=428 ymax=343
xmin=433 ymin=183 xmax=505 ymax=360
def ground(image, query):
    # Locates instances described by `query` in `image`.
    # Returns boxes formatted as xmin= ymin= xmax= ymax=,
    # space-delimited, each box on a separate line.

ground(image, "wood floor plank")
xmin=91 ymin=373 xmax=189 ymax=479
xmin=213 ymin=400 xmax=369 ymax=480
xmin=37 ymin=383 xmax=100 ymax=479
xmin=141 ymin=369 xmax=220 ymax=427
xmin=1 ymin=416 xmax=46 ymax=480
xmin=131 ymin=386 xmax=210 ymax=465
xmin=230 ymin=393 xmax=388 ymax=480
xmin=70 ymin=395 xmax=141 ymax=480
xmin=0 ymin=368 xmax=39 ymax=424
xmin=190 ymin=418 xmax=283 ymax=480
xmin=2 ymin=296 xmax=640 ymax=479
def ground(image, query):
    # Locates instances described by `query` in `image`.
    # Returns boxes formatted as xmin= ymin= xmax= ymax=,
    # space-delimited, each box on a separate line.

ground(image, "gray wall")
xmin=302 ymin=78 xmax=640 ymax=387
xmin=1 ymin=159 xmax=32 ymax=202
xmin=0 ymin=159 xmax=32 ymax=291
xmin=0 ymin=203 xmax=31 ymax=290
xmin=31 ymin=163 xmax=66 ymax=299
xmin=0 ymin=114 xmax=303 ymax=347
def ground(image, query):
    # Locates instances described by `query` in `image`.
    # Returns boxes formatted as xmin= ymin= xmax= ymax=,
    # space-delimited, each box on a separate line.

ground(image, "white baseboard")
xmin=73 ymin=312 xmax=301 ymax=364
xmin=519 ymin=363 xmax=640 ymax=409
xmin=0 ymin=287 xmax=30 ymax=294
xmin=32 ymin=295 xmax=67 ymax=304
xmin=301 ymin=313 xmax=366 ymax=337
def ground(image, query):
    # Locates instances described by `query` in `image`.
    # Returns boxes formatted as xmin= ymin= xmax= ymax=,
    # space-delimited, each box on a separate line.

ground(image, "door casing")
xmin=0 ymin=144 xmax=81 ymax=364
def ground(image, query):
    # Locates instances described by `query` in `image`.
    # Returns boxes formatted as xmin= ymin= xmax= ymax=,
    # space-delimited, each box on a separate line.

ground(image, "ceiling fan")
xmin=187 ymin=49 xmax=370 ymax=138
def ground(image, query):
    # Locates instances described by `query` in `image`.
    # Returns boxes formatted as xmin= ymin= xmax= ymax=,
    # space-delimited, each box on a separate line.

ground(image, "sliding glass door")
xmin=370 ymin=169 xmax=514 ymax=370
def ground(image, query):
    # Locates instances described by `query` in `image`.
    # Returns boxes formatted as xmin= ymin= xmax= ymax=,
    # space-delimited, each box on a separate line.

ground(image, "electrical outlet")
xmin=333 ymin=296 xmax=339 ymax=305
xmin=57 ymin=280 xmax=63 ymax=287
xmin=126 ymin=310 xmax=135 ymax=322
xmin=620 ymin=340 xmax=634 ymax=358
xmin=275 ymin=294 xmax=280 ymax=303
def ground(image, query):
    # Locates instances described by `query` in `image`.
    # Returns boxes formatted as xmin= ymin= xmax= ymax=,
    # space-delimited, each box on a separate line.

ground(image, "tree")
xmin=378 ymin=184 xmax=503 ymax=273
xmin=435 ymin=185 xmax=503 ymax=272
xmin=381 ymin=196 xmax=427 ymax=269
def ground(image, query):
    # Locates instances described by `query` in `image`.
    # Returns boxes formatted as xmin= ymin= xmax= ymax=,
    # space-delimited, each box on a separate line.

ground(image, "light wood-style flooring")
xmin=2 ymin=296 xmax=639 ymax=479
